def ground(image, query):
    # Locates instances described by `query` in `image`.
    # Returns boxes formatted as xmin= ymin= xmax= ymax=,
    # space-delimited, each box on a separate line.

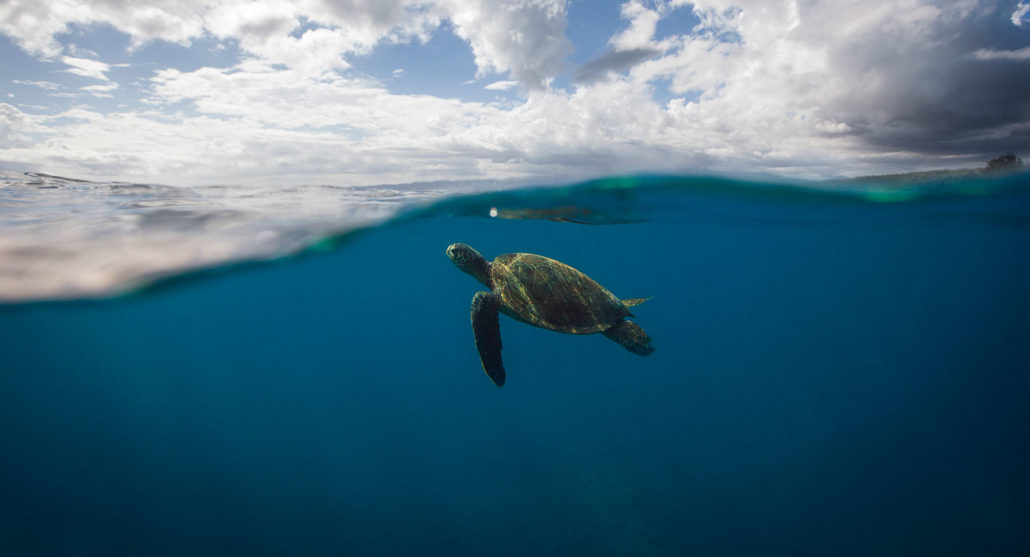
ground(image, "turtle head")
xmin=447 ymin=243 xmax=492 ymax=287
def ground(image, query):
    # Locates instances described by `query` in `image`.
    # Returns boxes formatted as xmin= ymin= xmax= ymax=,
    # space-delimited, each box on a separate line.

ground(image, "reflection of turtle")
xmin=446 ymin=243 xmax=654 ymax=387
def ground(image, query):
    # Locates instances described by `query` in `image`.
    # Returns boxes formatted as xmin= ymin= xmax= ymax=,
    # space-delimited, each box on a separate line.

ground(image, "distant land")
xmin=851 ymin=153 xmax=1025 ymax=184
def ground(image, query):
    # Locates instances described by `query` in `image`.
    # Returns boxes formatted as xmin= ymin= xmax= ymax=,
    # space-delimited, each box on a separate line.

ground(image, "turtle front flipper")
xmin=471 ymin=291 xmax=506 ymax=387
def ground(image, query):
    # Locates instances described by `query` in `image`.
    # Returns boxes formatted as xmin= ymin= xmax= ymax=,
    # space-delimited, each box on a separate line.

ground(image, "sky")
xmin=1 ymin=0 xmax=1029 ymax=186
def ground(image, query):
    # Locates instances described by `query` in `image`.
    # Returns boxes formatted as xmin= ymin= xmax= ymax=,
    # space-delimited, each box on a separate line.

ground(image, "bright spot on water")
xmin=489 ymin=207 xmax=498 ymax=218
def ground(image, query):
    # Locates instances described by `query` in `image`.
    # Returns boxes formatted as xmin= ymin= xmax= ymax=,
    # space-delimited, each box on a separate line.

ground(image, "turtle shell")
xmin=490 ymin=253 xmax=629 ymax=334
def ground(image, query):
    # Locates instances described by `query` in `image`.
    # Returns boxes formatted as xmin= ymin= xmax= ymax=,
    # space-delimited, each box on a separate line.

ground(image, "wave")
xmin=2 ymin=170 xmax=1028 ymax=303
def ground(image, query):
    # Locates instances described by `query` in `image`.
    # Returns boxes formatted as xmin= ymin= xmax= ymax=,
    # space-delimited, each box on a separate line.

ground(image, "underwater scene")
xmin=2 ymin=173 xmax=1030 ymax=555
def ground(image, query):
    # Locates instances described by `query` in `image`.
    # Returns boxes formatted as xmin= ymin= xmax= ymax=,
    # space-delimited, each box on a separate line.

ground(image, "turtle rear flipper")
xmin=603 ymin=320 xmax=655 ymax=356
xmin=471 ymin=291 xmax=506 ymax=387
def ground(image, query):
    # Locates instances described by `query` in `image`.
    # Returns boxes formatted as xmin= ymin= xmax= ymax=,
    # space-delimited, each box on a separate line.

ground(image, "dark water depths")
xmin=2 ymin=175 xmax=1029 ymax=555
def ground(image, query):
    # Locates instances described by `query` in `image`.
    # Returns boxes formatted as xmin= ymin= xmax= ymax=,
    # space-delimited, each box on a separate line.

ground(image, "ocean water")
xmin=1 ymin=172 xmax=1029 ymax=555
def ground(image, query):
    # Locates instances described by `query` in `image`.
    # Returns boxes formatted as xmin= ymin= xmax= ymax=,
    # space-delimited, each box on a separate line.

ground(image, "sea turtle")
xmin=446 ymin=243 xmax=654 ymax=387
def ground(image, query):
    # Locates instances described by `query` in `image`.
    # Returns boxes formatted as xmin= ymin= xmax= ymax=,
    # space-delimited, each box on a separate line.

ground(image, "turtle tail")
xmin=621 ymin=297 xmax=652 ymax=307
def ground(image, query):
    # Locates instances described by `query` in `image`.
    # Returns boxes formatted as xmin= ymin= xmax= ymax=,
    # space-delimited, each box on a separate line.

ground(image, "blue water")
xmin=2 ymin=174 xmax=1030 ymax=555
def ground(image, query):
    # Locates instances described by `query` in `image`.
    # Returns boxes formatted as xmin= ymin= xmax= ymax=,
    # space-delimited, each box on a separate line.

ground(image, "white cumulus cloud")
xmin=1013 ymin=1 xmax=1030 ymax=26
xmin=0 ymin=0 xmax=570 ymax=90
xmin=484 ymin=80 xmax=518 ymax=91
xmin=439 ymin=0 xmax=571 ymax=90
xmin=61 ymin=56 xmax=114 ymax=81
xmin=973 ymin=46 xmax=1030 ymax=60
xmin=611 ymin=0 xmax=663 ymax=51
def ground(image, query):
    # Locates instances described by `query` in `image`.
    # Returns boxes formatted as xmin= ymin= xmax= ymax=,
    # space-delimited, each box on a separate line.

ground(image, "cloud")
xmin=622 ymin=0 xmax=1030 ymax=159
xmin=0 ymin=0 xmax=208 ymax=56
xmin=0 ymin=0 xmax=568 ymax=90
xmin=61 ymin=56 xmax=113 ymax=81
xmin=1014 ymin=1 xmax=1030 ymax=26
xmin=1 ymin=0 xmax=1029 ymax=185
xmin=611 ymin=0 xmax=663 ymax=51
xmin=439 ymin=0 xmax=571 ymax=90
xmin=0 ymin=63 xmax=523 ymax=184
xmin=574 ymin=47 xmax=662 ymax=84
xmin=0 ymin=103 xmax=40 ymax=148
xmin=973 ymin=46 xmax=1030 ymax=60
xmin=197 ymin=1 xmax=440 ymax=76
xmin=12 ymin=80 xmax=62 ymax=90
xmin=82 ymin=83 xmax=119 ymax=97
xmin=484 ymin=80 xmax=517 ymax=90
xmin=797 ymin=0 xmax=1030 ymax=156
